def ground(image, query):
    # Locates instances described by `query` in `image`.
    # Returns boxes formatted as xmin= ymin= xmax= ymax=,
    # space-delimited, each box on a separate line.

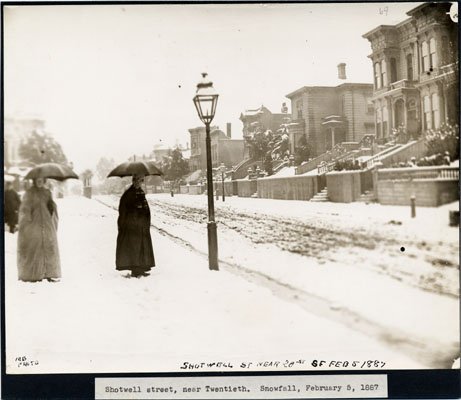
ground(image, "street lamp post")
xmin=219 ymin=163 xmax=226 ymax=202
xmin=193 ymin=73 xmax=219 ymax=271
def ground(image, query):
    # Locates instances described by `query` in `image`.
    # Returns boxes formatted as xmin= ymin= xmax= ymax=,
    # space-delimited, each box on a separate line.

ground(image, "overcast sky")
xmin=4 ymin=2 xmax=423 ymax=172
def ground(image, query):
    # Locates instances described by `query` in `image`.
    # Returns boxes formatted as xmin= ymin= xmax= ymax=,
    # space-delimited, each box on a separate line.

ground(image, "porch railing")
xmin=389 ymin=79 xmax=416 ymax=90
xmin=365 ymin=144 xmax=403 ymax=169
xmin=295 ymin=142 xmax=349 ymax=175
xmin=378 ymin=166 xmax=459 ymax=181
xmin=317 ymin=147 xmax=371 ymax=175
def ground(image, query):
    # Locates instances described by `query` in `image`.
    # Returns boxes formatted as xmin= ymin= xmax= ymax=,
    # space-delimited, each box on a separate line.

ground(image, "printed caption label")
xmin=95 ymin=374 xmax=387 ymax=399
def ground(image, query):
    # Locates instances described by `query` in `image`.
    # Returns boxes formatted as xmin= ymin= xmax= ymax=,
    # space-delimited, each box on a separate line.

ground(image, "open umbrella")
xmin=107 ymin=161 xmax=163 ymax=178
xmin=25 ymin=163 xmax=79 ymax=181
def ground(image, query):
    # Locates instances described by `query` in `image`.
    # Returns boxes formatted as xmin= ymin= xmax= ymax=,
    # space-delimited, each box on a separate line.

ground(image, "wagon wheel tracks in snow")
xmin=96 ymin=197 xmax=458 ymax=369
xmin=147 ymin=199 xmax=459 ymax=298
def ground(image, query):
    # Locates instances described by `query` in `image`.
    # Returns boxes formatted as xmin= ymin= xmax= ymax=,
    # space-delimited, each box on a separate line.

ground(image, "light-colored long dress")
xmin=17 ymin=187 xmax=61 ymax=282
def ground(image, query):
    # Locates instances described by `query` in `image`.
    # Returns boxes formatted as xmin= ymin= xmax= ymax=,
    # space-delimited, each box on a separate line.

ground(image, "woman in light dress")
xmin=17 ymin=177 xmax=61 ymax=282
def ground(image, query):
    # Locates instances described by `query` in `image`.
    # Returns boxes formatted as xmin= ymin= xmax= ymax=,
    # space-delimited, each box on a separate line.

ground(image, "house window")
xmin=422 ymin=41 xmax=429 ymax=71
xmin=429 ymin=38 xmax=438 ymax=68
xmin=374 ymin=62 xmax=381 ymax=89
xmin=422 ymin=94 xmax=440 ymax=131
xmin=367 ymin=99 xmax=374 ymax=114
xmin=406 ymin=54 xmax=413 ymax=81
xmin=381 ymin=60 xmax=387 ymax=87
xmin=423 ymin=95 xmax=432 ymax=130
xmin=296 ymin=100 xmax=303 ymax=119
xmin=390 ymin=58 xmax=397 ymax=83
xmin=431 ymin=93 xmax=440 ymax=129
xmin=341 ymin=95 xmax=346 ymax=114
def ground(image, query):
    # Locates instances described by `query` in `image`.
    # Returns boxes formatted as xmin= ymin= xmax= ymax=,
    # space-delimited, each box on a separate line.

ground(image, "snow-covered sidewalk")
xmin=4 ymin=196 xmax=433 ymax=374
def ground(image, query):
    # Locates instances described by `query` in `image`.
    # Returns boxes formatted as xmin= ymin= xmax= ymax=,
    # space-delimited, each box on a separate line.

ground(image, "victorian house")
xmin=363 ymin=2 xmax=458 ymax=142
xmin=286 ymin=64 xmax=375 ymax=157
xmin=188 ymin=123 xmax=244 ymax=172
xmin=240 ymin=105 xmax=290 ymax=159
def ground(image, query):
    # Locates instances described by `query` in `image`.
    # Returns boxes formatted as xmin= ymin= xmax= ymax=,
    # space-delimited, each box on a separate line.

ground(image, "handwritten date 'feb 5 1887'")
xmin=311 ymin=360 xmax=386 ymax=368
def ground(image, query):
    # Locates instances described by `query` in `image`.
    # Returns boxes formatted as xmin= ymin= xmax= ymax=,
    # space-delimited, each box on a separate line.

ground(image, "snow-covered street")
xmin=4 ymin=195 xmax=459 ymax=374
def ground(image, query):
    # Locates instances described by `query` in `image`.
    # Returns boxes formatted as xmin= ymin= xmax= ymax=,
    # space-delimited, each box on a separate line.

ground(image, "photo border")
xmin=1 ymin=1 xmax=460 ymax=398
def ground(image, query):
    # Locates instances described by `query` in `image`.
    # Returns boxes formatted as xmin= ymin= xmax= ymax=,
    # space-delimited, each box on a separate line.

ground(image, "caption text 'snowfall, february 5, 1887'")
xmin=95 ymin=375 xmax=388 ymax=399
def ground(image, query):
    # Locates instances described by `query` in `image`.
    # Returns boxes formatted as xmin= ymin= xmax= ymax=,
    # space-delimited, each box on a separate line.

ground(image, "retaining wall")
xmin=326 ymin=170 xmax=362 ymax=203
xmin=378 ymin=179 xmax=458 ymax=206
xmin=257 ymin=175 xmax=318 ymax=200
xmin=179 ymin=184 xmax=204 ymax=195
xmin=236 ymin=179 xmax=258 ymax=197
xmin=216 ymin=181 xmax=234 ymax=196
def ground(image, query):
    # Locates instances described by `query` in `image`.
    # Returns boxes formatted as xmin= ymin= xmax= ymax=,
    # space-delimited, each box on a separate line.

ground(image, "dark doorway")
xmin=325 ymin=129 xmax=345 ymax=150
xmin=317 ymin=174 xmax=326 ymax=192
xmin=394 ymin=99 xmax=405 ymax=128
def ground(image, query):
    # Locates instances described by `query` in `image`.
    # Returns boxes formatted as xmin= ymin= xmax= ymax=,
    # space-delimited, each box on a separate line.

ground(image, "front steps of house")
xmin=310 ymin=188 xmax=329 ymax=202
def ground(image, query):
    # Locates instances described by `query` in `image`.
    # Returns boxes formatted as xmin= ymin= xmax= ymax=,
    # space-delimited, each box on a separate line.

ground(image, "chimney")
xmin=337 ymin=63 xmax=346 ymax=80
xmin=226 ymin=123 xmax=232 ymax=138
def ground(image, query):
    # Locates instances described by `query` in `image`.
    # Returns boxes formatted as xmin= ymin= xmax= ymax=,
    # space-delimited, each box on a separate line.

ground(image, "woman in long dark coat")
xmin=116 ymin=174 xmax=155 ymax=277
xmin=17 ymin=178 xmax=61 ymax=282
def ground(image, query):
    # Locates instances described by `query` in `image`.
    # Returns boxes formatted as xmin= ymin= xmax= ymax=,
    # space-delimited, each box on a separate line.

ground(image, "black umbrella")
xmin=107 ymin=161 xmax=164 ymax=178
xmin=25 ymin=163 xmax=79 ymax=181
